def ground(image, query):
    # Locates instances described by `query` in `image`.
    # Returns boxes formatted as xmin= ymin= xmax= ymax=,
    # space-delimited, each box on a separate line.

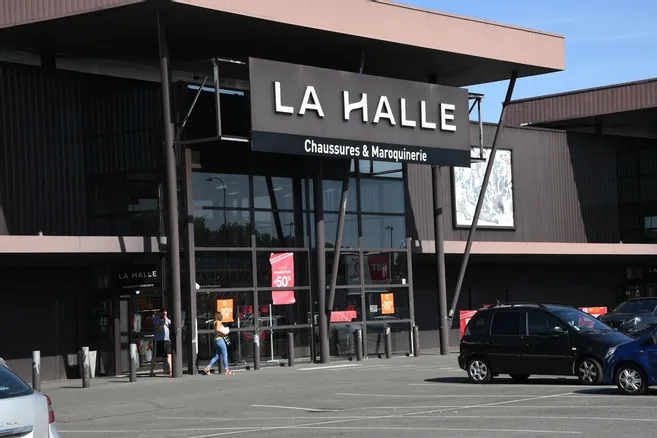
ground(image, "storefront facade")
xmin=0 ymin=0 xmax=565 ymax=380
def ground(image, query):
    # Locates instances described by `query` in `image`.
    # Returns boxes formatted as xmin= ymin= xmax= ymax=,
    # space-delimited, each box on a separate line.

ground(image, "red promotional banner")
xmin=368 ymin=253 xmax=390 ymax=281
xmin=270 ymin=252 xmax=295 ymax=305
xmin=459 ymin=310 xmax=477 ymax=339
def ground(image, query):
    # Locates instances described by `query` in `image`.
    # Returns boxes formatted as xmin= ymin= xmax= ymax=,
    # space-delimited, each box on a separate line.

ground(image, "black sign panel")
xmin=116 ymin=265 xmax=160 ymax=289
xmin=248 ymin=58 xmax=471 ymax=167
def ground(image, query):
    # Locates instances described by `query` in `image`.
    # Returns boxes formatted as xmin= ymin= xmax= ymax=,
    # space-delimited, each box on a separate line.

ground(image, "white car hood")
xmin=0 ymin=392 xmax=48 ymax=437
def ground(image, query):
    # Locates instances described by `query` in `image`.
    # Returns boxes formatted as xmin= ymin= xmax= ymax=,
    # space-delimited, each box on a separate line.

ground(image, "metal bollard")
xmin=129 ymin=343 xmax=138 ymax=383
xmin=412 ymin=326 xmax=420 ymax=357
xmin=253 ymin=331 xmax=261 ymax=370
xmin=354 ymin=329 xmax=363 ymax=361
xmin=218 ymin=355 xmax=226 ymax=374
xmin=32 ymin=351 xmax=41 ymax=392
xmin=81 ymin=346 xmax=91 ymax=388
xmin=287 ymin=332 xmax=295 ymax=367
xmin=384 ymin=326 xmax=392 ymax=359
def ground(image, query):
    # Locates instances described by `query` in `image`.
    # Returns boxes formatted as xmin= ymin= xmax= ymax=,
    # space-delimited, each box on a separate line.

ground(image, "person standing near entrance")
xmin=203 ymin=312 xmax=233 ymax=375
xmin=150 ymin=310 xmax=172 ymax=377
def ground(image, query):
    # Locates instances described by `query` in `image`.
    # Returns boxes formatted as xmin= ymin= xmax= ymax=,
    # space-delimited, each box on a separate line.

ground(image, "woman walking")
xmin=203 ymin=312 xmax=234 ymax=375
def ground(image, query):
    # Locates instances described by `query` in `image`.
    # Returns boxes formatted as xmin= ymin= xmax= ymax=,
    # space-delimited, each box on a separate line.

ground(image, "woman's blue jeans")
xmin=207 ymin=337 xmax=228 ymax=370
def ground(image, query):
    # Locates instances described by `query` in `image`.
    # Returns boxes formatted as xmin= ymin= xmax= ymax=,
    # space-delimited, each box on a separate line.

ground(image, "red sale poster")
xmin=270 ymin=252 xmax=295 ymax=305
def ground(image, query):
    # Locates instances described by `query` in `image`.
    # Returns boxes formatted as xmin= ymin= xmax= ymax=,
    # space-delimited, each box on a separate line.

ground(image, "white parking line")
xmin=294 ymin=426 xmax=580 ymax=434
xmin=297 ymin=364 xmax=360 ymax=371
xmin=408 ymin=383 xmax=581 ymax=388
xmin=336 ymin=392 xmax=558 ymax=398
xmin=410 ymin=414 xmax=657 ymax=422
xmin=250 ymin=404 xmax=340 ymax=412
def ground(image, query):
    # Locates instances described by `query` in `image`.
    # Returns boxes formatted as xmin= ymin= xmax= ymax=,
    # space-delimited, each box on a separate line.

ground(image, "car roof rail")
xmin=489 ymin=302 xmax=570 ymax=309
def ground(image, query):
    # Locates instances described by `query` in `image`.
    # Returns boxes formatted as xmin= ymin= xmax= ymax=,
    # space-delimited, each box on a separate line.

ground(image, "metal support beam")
xmin=314 ymin=162 xmax=330 ymax=363
xmin=449 ymin=70 xmax=518 ymax=321
xmin=432 ymin=165 xmax=450 ymax=355
xmin=157 ymin=12 xmax=183 ymax=378
xmin=213 ymin=58 xmax=223 ymax=137
xmin=326 ymin=161 xmax=351 ymax=317
xmin=266 ymin=176 xmax=286 ymax=244
xmin=182 ymin=147 xmax=198 ymax=375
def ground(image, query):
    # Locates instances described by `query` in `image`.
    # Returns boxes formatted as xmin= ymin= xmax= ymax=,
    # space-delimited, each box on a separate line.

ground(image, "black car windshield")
xmin=551 ymin=308 xmax=612 ymax=332
xmin=0 ymin=365 xmax=33 ymax=399
xmin=613 ymin=299 xmax=657 ymax=314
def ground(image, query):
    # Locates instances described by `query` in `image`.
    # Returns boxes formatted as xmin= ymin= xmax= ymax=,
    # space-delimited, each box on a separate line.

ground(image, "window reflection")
xmin=365 ymin=288 xmax=410 ymax=321
xmin=253 ymin=176 xmax=295 ymax=210
xmin=360 ymin=178 xmax=405 ymax=214
xmin=194 ymin=209 xmax=252 ymax=247
xmin=192 ymin=172 xmax=250 ymax=209
xmin=361 ymin=215 xmax=406 ymax=248
xmin=195 ymin=251 xmax=253 ymax=289
xmin=309 ymin=213 xmax=358 ymax=248
xmin=359 ymin=160 xmax=403 ymax=178
xmin=254 ymin=211 xmax=303 ymax=247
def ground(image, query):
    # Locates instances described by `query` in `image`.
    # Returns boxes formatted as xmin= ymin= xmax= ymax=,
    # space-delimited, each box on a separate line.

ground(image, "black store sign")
xmin=116 ymin=266 xmax=160 ymax=289
xmin=248 ymin=58 xmax=471 ymax=167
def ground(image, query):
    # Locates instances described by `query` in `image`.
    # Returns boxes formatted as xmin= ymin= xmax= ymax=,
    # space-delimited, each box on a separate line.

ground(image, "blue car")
xmin=604 ymin=328 xmax=657 ymax=395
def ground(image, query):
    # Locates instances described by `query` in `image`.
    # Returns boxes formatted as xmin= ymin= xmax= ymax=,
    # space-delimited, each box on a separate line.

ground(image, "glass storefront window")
xmin=196 ymin=290 xmax=254 ymax=332
xmin=192 ymin=172 xmax=250 ymax=209
xmin=329 ymin=288 xmax=362 ymax=322
xmin=305 ymin=179 xmax=358 ymax=212
xmin=194 ymin=209 xmax=252 ymax=247
xmin=364 ymin=288 xmax=410 ymax=321
xmin=361 ymin=215 xmax=406 ymax=248
xmin=254 ymin=211 xmax=304 ymax=247
xmin=257 ymin=290 xmax=312 ymax=327
xmin=363 ymin=251 xmax=408 ymax=285
xmin=255 ymin=250 xmax=310 ymax=288
xmin=359 ymin=160 xmax=403 ymax=178
xmin=359 ymin=178 xmax=405 ymax=214
xmin=195 ymin=251 xmax=253 ymax=289
xmin=366 ymin=322 xmax=411 ymax=357
xmin=253 ymin=176 xmax=296 ymax=210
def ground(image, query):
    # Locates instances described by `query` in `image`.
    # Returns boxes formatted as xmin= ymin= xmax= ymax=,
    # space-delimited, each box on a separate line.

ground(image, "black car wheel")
xmin=467 ymin=357 xmax=492 ymax=384
xmin=510 ymin=374 xmax=530 ymax=382
xmin=576 ymin=357 xmax=603 ymax=385
xmin=615 ymin=364 xmax=647 ymax=395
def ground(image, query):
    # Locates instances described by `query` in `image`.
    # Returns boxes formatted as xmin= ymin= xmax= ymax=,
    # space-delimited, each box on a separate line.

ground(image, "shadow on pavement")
xmin=570 ymin=387 xmax=656 ymax=395
xmin=424 ymin=376 xmax=582 ymax=386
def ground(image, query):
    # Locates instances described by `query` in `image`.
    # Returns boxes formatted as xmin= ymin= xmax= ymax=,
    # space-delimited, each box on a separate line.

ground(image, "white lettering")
xmin=420 ymin=101 xmax=436 ymax=130
xmin=440 ymin=103 xmax=456 ymax=132
xmin=372 ymin=96 xmax=396 ymax=125
xmin=343 ymin=91 xmax=368 ymax=122
xmin=400 ymin=98 xmax=416 ymax=128
xmin=298 ymin=86 xmax=325 ymax=117
xmin=304 ymin=139 xmax=312 ymax=152
xmin=274 ymin=81 xmax=294 ymax=114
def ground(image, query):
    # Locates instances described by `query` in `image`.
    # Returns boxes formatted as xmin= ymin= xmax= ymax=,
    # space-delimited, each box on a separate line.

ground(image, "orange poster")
xmin=381 ymin=293 xmax=395 ymax=315
xmin=216 ymin=299 xmax=234 ymax=323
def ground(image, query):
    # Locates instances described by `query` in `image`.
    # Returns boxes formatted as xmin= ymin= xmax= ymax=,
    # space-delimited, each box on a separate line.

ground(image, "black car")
xmin=598 ymin=298 xmax=657 ymax=337
xmin=458 ymin=303 xmax=633 ymax=385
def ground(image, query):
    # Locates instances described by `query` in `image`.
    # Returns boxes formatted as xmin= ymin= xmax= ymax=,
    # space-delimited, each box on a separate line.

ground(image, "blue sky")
xmin=401 ymin=0 xmax=657 ymax=121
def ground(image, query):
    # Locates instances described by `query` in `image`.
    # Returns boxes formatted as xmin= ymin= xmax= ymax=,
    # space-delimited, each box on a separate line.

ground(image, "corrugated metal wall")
xmin=406 ymin=123 xmax=624 ymax=243
xmin=0 ymin=62 xmax=163 ymax=236
xmin=506 ymin=80 xmax=657 ymax=126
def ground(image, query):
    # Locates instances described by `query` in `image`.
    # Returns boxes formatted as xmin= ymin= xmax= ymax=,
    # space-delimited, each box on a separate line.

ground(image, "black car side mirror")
xmin=551 ymin=326 xmax=567 ymax=336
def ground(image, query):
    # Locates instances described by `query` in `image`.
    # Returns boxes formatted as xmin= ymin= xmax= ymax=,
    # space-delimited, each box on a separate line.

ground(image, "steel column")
xmin=449 ymin=70 xmax=518 ymax=320
xmin=314 ymin=162 xmax=330 ymax=363
xmin=182 ymin=147 xmax=198 ymax=374
xmin=326 ymin=160 xmax=351 ymax=316
xmin=157 ymin=12 xmax=183 ymax=378
xmin=432 ymin=165 xmax=450 ymax=355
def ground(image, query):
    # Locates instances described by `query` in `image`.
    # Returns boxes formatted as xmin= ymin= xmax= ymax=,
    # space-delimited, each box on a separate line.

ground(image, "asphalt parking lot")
xmin=43 ymin=354 xmax=657 ymax=438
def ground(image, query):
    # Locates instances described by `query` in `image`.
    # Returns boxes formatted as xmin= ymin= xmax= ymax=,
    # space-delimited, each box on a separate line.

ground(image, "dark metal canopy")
xmin=0 ymin=0 xmax=559 ymax=86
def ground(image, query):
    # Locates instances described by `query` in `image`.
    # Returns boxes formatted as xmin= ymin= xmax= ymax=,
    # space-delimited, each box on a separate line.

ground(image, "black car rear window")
xmin=490 ymin=311 xmax=522 ymax=336
xmin=613 ymin=299 xmax=657 ymax=314
xmin=0 ymin=365 xmax=33 ymax=399
xmin=465 ymin=312 xmax=488 ymax=335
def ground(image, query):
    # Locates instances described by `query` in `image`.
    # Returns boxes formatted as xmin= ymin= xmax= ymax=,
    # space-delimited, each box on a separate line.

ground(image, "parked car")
xmin=598 ymin=298 xmax=657 ymax=337
xmin=603 ymin=328 xmax=657 ymax=395
xmin=0 ymin=358 xmax=60 ymax=437
xmin=458 ymin=303 xmax=633 ymax=385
